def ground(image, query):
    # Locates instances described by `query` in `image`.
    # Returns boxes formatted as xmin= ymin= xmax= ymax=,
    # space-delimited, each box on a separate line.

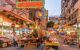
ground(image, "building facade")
xmin=61 ymin=0 xmax=80 ymax=45
xmin=49 ymin=16 xmax=59 ymax=24
xmin=61 ymin=0 xmax=78 ymax=25
xmin=49 ymin=16 xmax=60 ymax=29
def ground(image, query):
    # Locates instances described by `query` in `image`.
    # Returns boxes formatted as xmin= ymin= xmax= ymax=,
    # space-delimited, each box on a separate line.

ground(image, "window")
xmin=67 ymin=0 xmax=69 ymax=3
xmin=71 ymin=0 xmax=78 ymax=7
xmin=65 ymin=0 xmax=66 ymax=2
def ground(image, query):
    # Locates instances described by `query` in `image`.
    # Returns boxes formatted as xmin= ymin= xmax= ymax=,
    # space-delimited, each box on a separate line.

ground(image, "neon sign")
xmin=16 ymin=0 xmax=43 ymax=8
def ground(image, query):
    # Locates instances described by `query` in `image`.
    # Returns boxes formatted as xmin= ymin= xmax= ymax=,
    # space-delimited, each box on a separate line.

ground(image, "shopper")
xmin=13 ymin=38 xmax=18 ymax=47
xmin=37 ymin=30 xmax=46 ymax=50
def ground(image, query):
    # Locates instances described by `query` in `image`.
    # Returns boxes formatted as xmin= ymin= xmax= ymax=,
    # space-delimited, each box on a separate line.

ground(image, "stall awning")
xmin=0 ymin=5 xmax=34 ymax=23
xmin=9 ymin=11 xmax=34 ymax=23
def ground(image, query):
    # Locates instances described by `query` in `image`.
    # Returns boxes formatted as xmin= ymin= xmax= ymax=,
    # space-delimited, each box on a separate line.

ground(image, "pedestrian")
xmin=13 ymin=38 xmax=18 ymax=47
xmin=37 ymin=30 xmax=46 ymax=50
xmin=37 ymin=43 xmax=45 ymax=50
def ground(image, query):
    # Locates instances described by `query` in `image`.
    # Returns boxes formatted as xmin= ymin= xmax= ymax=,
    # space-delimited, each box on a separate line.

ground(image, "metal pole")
xmin=77 ymin=22 xmax=80 ymax=47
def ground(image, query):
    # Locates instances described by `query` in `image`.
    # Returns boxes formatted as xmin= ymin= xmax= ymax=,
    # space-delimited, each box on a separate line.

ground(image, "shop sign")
xmin=36 ymin=11 xmax=42 ymax=18
xmin=16 ymin=1 xmax=43 ymax=8
xmin=3 ymin=22 xmax=11 ymax=26
xmin=11 ymin=23 xmax=15 ymax=28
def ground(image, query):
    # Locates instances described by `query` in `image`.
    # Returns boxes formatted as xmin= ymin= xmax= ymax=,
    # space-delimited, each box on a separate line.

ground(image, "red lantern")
xmin=11 ymin=23 xmax=15 ymax=28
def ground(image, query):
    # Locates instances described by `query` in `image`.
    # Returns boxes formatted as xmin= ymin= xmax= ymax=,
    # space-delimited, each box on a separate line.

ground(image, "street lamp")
xmin=77 ymin=22 xmax=80 ymax=47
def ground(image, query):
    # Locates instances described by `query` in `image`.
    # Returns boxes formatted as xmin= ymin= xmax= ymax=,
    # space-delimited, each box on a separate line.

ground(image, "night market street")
xmin=0 ymin=38 xmax=80 ymax=50
xmin=0 ymin=0 xmax=80 ymax=50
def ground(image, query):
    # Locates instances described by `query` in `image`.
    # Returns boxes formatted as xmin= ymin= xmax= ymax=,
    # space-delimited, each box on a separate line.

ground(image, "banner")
xmin=16 ymin=1 xmax=43 ymax=8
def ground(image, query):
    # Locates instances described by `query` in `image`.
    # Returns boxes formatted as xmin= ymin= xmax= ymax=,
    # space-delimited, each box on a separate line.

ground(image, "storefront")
xmin=0 ymin=14 xmax=27 ymax=36
xmin=0 ymin=14 xmax=13 ymax=37
xmin=77 ymin=22 xmax=80 ymax=47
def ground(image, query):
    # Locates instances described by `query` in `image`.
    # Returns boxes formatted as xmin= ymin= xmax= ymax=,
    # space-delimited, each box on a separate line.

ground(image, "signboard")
xmin=16 ymin=1 xmax=43 ymax=8
xmin=36 ymin=11 xmax=42 ymax=18
xmin=16 ymin=0 xmax=44 ymax=2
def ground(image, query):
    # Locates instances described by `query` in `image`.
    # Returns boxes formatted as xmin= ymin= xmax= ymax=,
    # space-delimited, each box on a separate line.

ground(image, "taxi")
xmin=45 ymin=30 xmax=59 ymax=50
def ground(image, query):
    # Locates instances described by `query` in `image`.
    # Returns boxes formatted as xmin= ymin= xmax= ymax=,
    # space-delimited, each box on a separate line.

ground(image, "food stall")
xmin=63 ymin=27 xmax=77 ymax=45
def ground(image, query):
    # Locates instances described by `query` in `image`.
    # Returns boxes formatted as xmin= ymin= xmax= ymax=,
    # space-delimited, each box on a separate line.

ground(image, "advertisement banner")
xmin=16 ymin=1 xmax=43 ymax=8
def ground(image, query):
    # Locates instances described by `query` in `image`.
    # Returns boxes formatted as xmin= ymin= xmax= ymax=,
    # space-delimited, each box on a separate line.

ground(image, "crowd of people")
xmin=11 ymin=28 xmax=59 ymax=50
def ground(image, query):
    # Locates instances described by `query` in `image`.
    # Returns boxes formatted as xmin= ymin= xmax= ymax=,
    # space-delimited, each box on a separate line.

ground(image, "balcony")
xmin=68 ymin=18 xmax=77 ymax=25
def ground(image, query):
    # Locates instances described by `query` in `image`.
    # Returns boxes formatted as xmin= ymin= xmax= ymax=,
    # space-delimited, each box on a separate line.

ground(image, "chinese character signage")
xmin=16 ymin=0 xmax=43 ymax=8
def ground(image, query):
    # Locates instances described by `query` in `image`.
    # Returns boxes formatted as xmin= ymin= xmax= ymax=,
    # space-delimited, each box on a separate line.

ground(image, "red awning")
xmin=16 ymin=1 xmax=43 ymax=8
xmin=9 ymin=11 xmax=34 ymax=23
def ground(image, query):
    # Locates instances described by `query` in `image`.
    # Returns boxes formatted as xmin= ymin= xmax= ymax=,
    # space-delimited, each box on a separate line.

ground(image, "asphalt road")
xmin=59 ymin=44 xmax=80 ymax=50
xmin=0 ymin=39 xmax=80 ymax=50
xmin=0 ymin=47 xmax=24 ymax=50
xmin=58 ymin=38 xmax=80 ymax=50
xmin=0 ymin=44 xmax=79 ymax=50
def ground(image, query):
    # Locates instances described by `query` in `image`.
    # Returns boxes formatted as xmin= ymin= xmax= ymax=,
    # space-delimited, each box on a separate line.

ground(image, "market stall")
xmin=63 ymin=27 xmax=77 ymax=45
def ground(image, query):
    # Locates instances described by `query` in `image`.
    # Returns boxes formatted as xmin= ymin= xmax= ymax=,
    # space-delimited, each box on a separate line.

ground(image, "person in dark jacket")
xmin=13 ymin=39 xmax=18 ymax=47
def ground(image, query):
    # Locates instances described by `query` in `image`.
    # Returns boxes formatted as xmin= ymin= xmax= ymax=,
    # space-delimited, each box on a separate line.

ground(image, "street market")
xmin=0 ymin=0 xmax=80 ymax=50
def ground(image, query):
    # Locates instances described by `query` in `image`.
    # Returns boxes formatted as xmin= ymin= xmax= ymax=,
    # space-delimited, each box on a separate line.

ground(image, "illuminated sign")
xmin=36 ymin=11 xmax=42 ymax=18
xmin=16 ymin=1 xmax=43 ymax=8
xmin=16 ymin=0 xmax=43 ymax=2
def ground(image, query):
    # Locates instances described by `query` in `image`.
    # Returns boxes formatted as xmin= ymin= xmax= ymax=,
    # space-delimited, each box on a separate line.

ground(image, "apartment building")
xmin=61 ymin=0 xmax=79 ymax=25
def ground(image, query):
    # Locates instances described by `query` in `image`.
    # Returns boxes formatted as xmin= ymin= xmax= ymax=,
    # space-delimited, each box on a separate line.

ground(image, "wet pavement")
xmin=58 ymin=38 xmax=80 ymax=50
xmin=59 ymin=44 xmax=80 ymax=50
xmin=0 ymin=47 xmax=24 ymax=50
xmin=0 ymin=38 xmax=80 ymax=50
xmin=0 ymin=44 xmax=79 ymax=50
